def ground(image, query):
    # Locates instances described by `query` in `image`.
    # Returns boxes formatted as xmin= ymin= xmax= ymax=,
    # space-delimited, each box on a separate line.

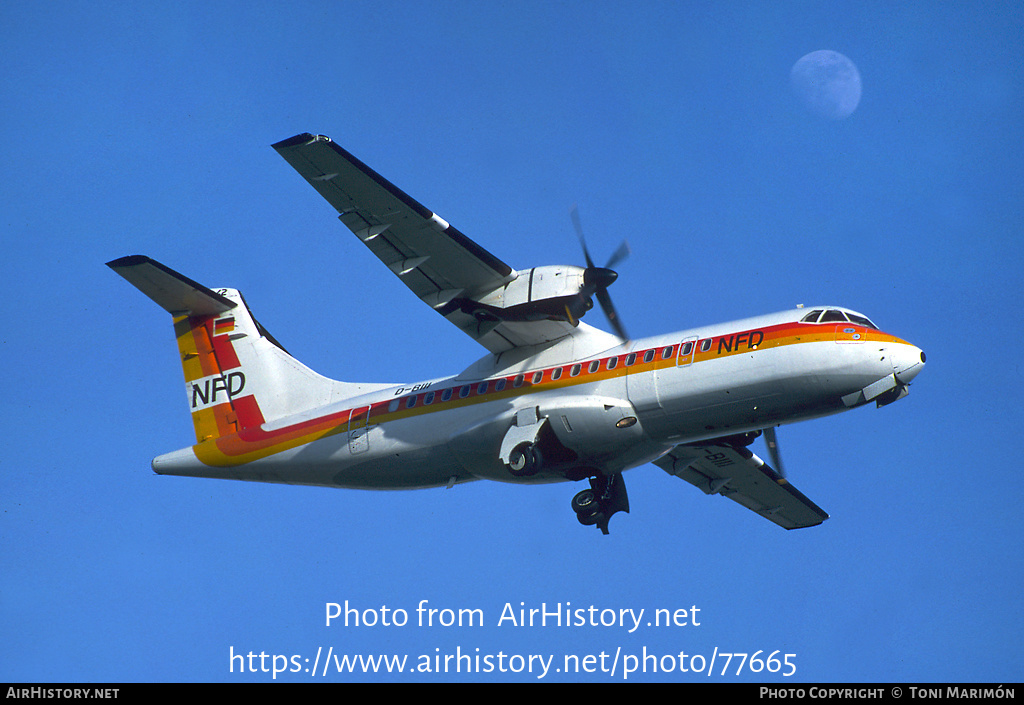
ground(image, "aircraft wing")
xmin=653 ymin=442 xmax=829 ymax=530
xmin=273 ymin=133 xmax=578 ymax=353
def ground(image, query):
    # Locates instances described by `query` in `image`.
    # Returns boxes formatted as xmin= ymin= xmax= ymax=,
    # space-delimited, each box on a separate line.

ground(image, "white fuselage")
xmin=153 ymin=307 xmax=925 ymax=491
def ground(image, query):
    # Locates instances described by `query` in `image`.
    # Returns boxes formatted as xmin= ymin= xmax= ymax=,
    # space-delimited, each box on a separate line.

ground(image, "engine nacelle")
xmin=468 ymin=265 xmax=592 ymax=323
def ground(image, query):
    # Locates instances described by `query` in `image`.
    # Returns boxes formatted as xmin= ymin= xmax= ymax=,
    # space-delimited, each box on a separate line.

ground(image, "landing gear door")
xmin=677 ymin=336 xmax=699 ymax=366
xmin=348 ymin=406 xmax=370 ymax=454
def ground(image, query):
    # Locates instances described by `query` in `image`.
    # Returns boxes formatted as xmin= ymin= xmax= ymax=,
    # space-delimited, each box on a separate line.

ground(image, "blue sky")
xmin=2 ymin=1 xmax=1021 ymax=683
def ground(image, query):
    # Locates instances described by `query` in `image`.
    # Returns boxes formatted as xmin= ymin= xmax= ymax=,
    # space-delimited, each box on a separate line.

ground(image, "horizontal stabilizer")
xmin=106 ymin=255 xmax=236 ymax=317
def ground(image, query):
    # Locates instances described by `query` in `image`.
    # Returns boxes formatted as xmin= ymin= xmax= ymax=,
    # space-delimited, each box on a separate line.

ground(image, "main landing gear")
xmin=507 ymin=442 xmax=543 ymax=477
xmin=571 ymin=473 xmax=629 ymax=535
xmin=498 ymin=412 xmax=628 ymax=534
xmin=502 ymin=436 xmax=629 ymax=534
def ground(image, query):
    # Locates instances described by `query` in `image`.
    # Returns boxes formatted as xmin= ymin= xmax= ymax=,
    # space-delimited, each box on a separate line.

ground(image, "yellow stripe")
xmin=191 ymin=323 xmax=905 ymax=466
xmin=174 ymin=314 xmax=225 ymax=443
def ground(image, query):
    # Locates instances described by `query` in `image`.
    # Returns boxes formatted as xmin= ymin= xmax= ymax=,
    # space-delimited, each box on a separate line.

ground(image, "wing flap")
xmin=654 ymin=442 xmax=828 ymax=529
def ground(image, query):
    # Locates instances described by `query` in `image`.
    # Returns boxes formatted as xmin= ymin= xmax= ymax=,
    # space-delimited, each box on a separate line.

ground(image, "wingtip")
xmin=272 ymin=133 xmax=325 ymax=150
xmin=105 ymin=254 xmax=151 ymax=269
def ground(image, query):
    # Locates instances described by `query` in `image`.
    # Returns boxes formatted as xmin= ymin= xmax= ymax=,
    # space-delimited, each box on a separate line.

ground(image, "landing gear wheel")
xmin=507 ymin=442 xmax=542 ymax=477
xmin=571 ymin=489 xmax=598 ymax=514
xmin=572 ymin=489 xmax=604 ymax=526
xmin=570 ymin=474 xmax=629 ymax=534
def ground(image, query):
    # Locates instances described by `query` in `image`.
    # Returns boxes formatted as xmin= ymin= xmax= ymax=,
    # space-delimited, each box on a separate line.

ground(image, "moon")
xmin=790 ymin=50 xmax=862 ymax=120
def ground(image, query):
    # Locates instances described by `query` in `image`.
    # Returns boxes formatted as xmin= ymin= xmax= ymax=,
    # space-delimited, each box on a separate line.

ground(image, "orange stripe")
xmin=175 ymin=314 xmax=245 ymax=443
xmin=192 ymin=321 xmax=907 ymax=467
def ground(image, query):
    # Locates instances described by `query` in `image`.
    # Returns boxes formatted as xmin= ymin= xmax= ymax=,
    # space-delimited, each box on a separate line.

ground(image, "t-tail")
xmin=107 ymin=256 xmax=376 ymax=474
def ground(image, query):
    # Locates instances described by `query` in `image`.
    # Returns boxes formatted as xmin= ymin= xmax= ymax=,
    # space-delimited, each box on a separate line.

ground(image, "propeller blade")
xmin=763 ymin=426 xmax=787 ymax=479
xmin=569 ymin=204 xmax=596 ymax=269
xmin=570 ymin=203 xmax=629 ymax=340
xmin=596 ymin=288 xmax=629 ymax=340
xmin=605 ymin=240 xmax=631 ymax=270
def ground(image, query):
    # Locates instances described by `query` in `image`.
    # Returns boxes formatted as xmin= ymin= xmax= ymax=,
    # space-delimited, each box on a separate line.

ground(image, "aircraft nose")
xmin=893 ymin=343 xmax=926 ymax=384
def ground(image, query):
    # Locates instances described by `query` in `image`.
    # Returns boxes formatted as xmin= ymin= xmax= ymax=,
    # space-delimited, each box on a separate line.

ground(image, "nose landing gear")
xmin=571 ymin=473 xmax=629 ymax=535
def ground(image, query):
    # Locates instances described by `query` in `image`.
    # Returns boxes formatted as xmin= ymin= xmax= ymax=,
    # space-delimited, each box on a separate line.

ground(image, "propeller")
xmin=570 ymin=204 xmax=631 ymax=340
xmin=763 ymin=426 xmax=787 ymax=479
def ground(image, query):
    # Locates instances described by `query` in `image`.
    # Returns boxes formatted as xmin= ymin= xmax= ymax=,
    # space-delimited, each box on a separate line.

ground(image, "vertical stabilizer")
xmin=107 ymin=256 xmax=366 ymax=444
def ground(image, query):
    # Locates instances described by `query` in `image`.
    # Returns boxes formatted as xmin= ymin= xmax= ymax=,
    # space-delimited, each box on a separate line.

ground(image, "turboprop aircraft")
xmin=108 ymin=133 xmax=926 ymax=534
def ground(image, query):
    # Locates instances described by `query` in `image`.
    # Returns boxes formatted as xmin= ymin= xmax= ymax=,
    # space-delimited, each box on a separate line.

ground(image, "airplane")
xmin=108 ymin=132 xmax=926 ymax=534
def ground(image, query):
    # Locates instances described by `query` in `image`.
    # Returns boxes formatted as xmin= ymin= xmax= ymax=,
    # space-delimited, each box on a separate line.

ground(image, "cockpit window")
xmin=802 ymin=308 xmax=877 ymax=329
xmin=845 ymin=313 xmax=878 ymax=329
xmin=820 ymin=309 xmax=848 ymax=323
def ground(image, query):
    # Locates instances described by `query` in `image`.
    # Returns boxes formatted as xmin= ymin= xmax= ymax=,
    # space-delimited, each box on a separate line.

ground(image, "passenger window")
xmin=570 ymin=364 xmax=581 ymax=377
xmin=661 ymin=346 xmax=674 ymax=360
xmin=406 ymin=396 xmax=417 ymax=409
xmin=388 ymin=399 xmax=400 ymax=412
xmin=589 ymin=360 xmax=600 ymax=373
xmin=477 ymin=381 xmax=488 ymax=394
xmin=681 ymin=341 xmax=693 ymax=356
xmin=607 ymin=357 xmax=618 ymax=370
xmin=625 ymin=352 xmax=636 ymax=366
xmin=552 ymin=368 xmax=563 ymax=380
xmin=513 ymin=374 xmax=524 ymax=388
xmin=441 ymin=388 xmax=453 ymax=402
xmin=424 ymin=391 xmax=435 ymax=405
xmin=495 ymin=378 xmax=506 ymax=392
xmin=700 ymin=339 xmax=711 ymax=353
xmin=459 ymin=385 xmax=471 ymax=398
xmin=532 ymin=371 xmax=543 ymax=384
xmin=643 ymin=349 xmax=655 ymax=363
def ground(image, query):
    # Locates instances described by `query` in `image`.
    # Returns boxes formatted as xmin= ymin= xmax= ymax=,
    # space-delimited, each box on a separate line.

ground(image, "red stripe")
xmin=202 ymin=320 xmax=896 ymax=463
xmin=211 ymin=329 xmax=241 ymax=369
